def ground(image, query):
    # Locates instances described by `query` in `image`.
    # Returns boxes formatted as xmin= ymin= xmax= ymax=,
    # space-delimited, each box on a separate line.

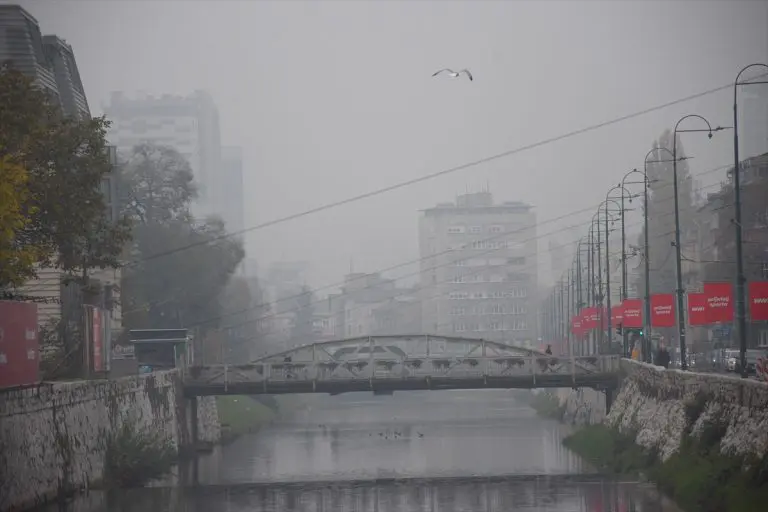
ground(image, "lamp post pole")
xmin=733 ymin=63 xmax=768 ymax=377
xmin=672 ymin=114 xmax=723 ymax=370
xmin=606 ymin=187 xmax=631 ymax=355
xmin=600 ymin=198 xmax=622 ymax=354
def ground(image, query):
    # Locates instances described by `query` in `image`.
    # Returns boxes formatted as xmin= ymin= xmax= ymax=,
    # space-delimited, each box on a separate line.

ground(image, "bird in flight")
xmin=432 ymin=68 xmax=473 ymax=81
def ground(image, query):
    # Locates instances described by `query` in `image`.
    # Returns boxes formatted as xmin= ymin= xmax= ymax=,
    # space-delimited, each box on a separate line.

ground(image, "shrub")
xmin=104 ymin=420 xmax=176 ymax=487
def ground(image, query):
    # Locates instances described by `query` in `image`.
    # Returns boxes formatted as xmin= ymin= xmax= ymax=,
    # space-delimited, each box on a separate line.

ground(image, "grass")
xmin=563 ymin=424 xmax=768 ymax=512
xmin=216 ymin=396 xmax=276 ymax=442
xmin=521 ymin=391 xmax=566 ymax=421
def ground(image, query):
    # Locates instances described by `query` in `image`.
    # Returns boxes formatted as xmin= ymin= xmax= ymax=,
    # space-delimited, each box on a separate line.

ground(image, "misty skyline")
xmin=20 ymin=0 xmax=768 ymax=291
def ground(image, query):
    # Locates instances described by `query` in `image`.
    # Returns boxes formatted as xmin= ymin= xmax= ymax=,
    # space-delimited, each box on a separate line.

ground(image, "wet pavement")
xmin=45 ymin=390 xmax=682 ymax=511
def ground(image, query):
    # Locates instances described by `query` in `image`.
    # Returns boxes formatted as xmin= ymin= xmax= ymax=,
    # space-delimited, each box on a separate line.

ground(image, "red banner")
xmin=704 ymin=282 xmax=733 ymax=323
xmin=581 ymin=307 xmax=599 ymax=330
xmin=0 ymin=301 xmax=40 ymax=389
xmin=650 ymin=294 xmax=675 ymax=327
xmin=611 ymin=304 xmax=624 ymax=327
xmin=571 ymin=316 xmax=584 ymax=336
xmin=622 ymin=299 xmax=643 ymax=328
xmin=749 ymin=281 xmax=768 ymax=321
xmin=687 ymin=292 xmax=708 ymax=326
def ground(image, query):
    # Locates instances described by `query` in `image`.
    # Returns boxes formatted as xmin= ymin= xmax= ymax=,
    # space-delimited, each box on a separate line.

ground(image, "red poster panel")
xmin=0 ymin=301 xmax=40 ymax=389
xmin=704 ymin=282 xmax=733 ymax=323
xmin=749 ymin=281 xmax=768 ymax=321
xmin=571 ymin=316 xmax=583 ymax=336
xmin=611 ymin=304 xmax=624 ymax=327
xmin=93 ymin=308 xmax=103 ymax=372
xmin=650 ymin=294 xmax=675 ymax=327
xmin=687 ymin=293 xmax=708 ymax=326
xmin=622 ymin=299 xmax=643 ymax=328
xmin=581 ymin=307 xmax=599 ymax=330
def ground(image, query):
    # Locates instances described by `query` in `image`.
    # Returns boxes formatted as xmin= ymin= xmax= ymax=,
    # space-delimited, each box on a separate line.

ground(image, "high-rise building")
xmin=42 ymin=35 xmax=89 ymax=118
xmin=104 ymin=91 xmax=222 ymax=219
xmin=418 ymin=191 xmax=538 ymax=344
xmin=0 ymin=5 xmax=58 ymax=98
xmin=219 ymin=146 xmax=245 ymax=237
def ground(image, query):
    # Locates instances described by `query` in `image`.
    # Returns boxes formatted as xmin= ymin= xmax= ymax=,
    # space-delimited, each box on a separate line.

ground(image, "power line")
xmin=121 ymin=161 xmax=733 ymax=324
xmin=127 ymin=80 xmax=736 ymax=267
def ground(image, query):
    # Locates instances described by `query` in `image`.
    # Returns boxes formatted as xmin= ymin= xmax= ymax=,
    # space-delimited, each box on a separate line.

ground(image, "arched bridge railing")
xmin=184 ymin=335 xmax=620 ymax=395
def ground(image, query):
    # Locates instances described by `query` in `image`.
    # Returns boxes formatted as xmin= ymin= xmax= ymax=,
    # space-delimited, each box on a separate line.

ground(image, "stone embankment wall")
xmin=0 ymin=370 xmax=219 ymax=511
xmin=556 ymin=387 xmax=607 ymax=426
xmin=606 ymin=360 xmax=768 ymax=461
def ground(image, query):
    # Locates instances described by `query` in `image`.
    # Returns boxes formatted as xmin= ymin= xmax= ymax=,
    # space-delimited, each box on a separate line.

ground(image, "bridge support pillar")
xmin=190 ymin=397 xmax=199 ymax=447
xmin=605 ymin=387 xmax=615 ymax=414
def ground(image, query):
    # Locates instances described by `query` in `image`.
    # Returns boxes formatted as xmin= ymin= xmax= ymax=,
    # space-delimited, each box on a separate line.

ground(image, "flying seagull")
xmin=432 ymin=68 xmax=473 ymax=81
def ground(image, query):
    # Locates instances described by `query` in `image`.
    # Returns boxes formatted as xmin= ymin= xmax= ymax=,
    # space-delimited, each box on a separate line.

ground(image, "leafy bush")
xmin=104 ymin=420 xmax=176 ymax=487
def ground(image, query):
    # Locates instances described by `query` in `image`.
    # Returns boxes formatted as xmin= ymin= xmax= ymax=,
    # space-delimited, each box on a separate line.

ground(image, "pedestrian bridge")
xmin=183 ymin=335 xmax=620 ymax=396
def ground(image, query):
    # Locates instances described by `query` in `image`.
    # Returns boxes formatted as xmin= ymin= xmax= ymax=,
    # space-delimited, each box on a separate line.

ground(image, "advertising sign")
xmin=611 ymin=304 xmax=624 ymax=327
xmin=687 ymin=292 xmax=709 ymax=326
xmin=571 ymin=316 xmax=583 ymax=337
xmin=650 ymin=294 xmax=675 ymax=328
xmin=704 ymin=282 xmax=733 ymax=323
xmin=0 ymin=301 xmax=40 ymax=389
xmin=622 ymin=299 xmax=643 ymax=328
xmin=581 ymin=307 xmax=599 ymax=330
xmin=749 ymin=281 xmax=768 ymax=322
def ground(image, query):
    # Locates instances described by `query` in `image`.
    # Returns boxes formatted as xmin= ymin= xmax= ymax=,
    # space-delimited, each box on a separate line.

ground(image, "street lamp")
xmin=600 ymin=198 xmax=623 ymax=354
xmin=608 ymin=183 xmax=633 ymax=355
xmin=733 ymin=63 xmax=768 ymax=378
xmin=672 ymin=114 xmax=725 ymax=370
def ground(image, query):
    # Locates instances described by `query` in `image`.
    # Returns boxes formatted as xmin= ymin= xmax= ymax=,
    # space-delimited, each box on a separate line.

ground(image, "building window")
xmin=453 ymin=259 xmax=467 ymax=266
xmin=472 ymin=292 xmax=485 ymax=300
xmin=448 ymin=226 xmax=465 ymax=234
xmin=508 ymin=257 xmax=526 ymax=265
xmin=488 ymin=304 xmax=504 ymax=315
xmin=489 ymin=225 xmax=504 ymax=233
xmin=489 ymin=322 xmax=503 ymax=331
xmin=450 ymin=307 xmax=466 ymax=316
xmin=451 ymin=275 xmax=466 ymax=283
xmin=759 ymin=329 xmax=768 ymax=348
xmin=455 ymin=323 xmax=467 ymax=332
xmin=469 ymin=226 xmax=482 ymax=234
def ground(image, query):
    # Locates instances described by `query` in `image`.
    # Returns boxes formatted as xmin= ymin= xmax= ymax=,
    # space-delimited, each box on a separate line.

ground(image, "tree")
xmin=0 ymin=156 xmax=39 ymax=287
xmin=290 ymin=285 xmax=315 ymax=346
xmin=119 ymin=143 xmax=244 ymax=348
xmin=0 ymin=65 xmax=131 ymax=288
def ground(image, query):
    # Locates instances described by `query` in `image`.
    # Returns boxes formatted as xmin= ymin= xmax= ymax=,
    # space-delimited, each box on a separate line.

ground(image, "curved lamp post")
xmin=733 ymin=63 xmax=768 ymax=377
xmin=607 ymin=184 xmax=633 ymax=355
xmin=672 ymin=114 xmax=725 ymax=370
xmin=600 ymin=198 xmax=623 ymax=354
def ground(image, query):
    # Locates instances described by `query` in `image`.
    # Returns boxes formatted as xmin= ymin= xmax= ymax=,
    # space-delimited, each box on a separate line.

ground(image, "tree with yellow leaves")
xmin=0 ymin=156 xmax=43 ymax=287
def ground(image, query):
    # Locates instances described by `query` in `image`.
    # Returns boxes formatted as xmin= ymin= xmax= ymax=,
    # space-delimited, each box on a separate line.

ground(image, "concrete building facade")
xmin=103 ymin=91 xmax=223 ymax=220
xmin=418 ymin=192 xmax=538 ymax=344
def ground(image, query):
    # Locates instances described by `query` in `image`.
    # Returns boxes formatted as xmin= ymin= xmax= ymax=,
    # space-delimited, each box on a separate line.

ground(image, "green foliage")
xmin=0 ymin=156 xmax=40 ymax=286
xmin=525 ymin=391 xmax=566 ymax=421
xmin=104 ymin=420 xmax=175 ymax=487
xmin=0 ymin=66 xmax=131 ymax=286
xmin=120 ymin=143 xmax=244 ymax=334
xmin=564 ymin=424 xmax=768 ymax=512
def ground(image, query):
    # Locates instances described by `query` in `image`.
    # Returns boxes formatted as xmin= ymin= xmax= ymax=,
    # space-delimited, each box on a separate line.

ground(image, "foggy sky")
xmin=20 ymin=0 xmax=768 ymax=290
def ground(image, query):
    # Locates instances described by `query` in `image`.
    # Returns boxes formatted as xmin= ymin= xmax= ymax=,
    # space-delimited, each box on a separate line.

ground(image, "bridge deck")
xmin=183 ymin=355 xmax=620 ymax=396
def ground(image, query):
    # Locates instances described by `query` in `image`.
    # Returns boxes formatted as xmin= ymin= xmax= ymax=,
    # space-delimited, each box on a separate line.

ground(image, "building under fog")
xmin=418 ymin=191 xmax=538 ymax=345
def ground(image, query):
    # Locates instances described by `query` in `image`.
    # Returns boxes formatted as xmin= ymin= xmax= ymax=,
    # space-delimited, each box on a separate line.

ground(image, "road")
xmin=42 ymin=390 xmax=682 ymax=511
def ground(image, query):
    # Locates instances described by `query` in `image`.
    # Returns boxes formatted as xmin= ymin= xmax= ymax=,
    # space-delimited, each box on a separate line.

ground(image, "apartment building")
xmin=418 ymin=191 xmax=538 ymax=344
xmin=104 ymin=90 xmax=223 ymax=220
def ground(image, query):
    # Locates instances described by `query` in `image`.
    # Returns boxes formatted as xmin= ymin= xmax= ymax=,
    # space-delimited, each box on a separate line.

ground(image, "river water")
xmin=45 ymin=389 xmax=681 ymax=511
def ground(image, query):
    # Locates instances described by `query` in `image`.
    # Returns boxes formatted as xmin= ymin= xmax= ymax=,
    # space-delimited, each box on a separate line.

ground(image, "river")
xmin=43 ymin=389 xmax=682 ymax=511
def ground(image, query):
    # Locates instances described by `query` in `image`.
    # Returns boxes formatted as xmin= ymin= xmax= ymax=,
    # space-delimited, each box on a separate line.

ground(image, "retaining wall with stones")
xmin=606 ymin=359 xmax=768 ymax=461
xmin=0 ymin=370 xmax=219 ymax=511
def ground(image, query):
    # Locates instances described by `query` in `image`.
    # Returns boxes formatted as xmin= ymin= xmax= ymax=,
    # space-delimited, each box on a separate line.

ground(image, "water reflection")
xmin=64 ymin=478 xmax=676 ymax=512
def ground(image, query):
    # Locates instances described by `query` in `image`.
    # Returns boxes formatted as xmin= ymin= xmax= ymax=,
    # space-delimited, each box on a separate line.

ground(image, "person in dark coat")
xmin=656 ymin=343 xmax=671 ymax=369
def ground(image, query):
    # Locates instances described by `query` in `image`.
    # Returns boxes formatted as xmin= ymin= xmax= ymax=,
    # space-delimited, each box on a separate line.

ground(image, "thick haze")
xmin=22 ymin=0 xmax=768 ymax=289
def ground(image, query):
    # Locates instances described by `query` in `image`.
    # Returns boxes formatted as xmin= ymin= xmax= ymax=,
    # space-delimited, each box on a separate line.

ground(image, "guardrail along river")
xmin=44 ymin=389 xmax=681 ymax=511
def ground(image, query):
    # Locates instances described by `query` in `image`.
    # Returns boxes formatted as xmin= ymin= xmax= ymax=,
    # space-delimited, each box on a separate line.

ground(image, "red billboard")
xmin=749 ymin=281 xmax=768 ymax=322
xmin=611 ymin=304 xmax=624 ymax=327
xmin=622 ymin=299 xmax=643 ymax=328
xmin=0 ymin=301 xmax=40 ymax=389
xmin=650 ymin=294 xmax=675 ymax=327
xmin=687 ymin=292 xmax=709 ymax=326
xmin=571 ymin=316 xmax=584 ymax=336
xmin=581 ymin=307 xmax=600 ymax=330
xmin=704 ymin=282 xmax=733 ymax=323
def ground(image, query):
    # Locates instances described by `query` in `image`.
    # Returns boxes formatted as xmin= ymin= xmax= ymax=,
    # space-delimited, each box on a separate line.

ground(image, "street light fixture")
xmin=733 ymin=63 xmax=768 ymax=378
xmin=600 ymin=198 xmax=623 ymax=354
xmin=672 ymin=114 xmax=726 ymax=370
